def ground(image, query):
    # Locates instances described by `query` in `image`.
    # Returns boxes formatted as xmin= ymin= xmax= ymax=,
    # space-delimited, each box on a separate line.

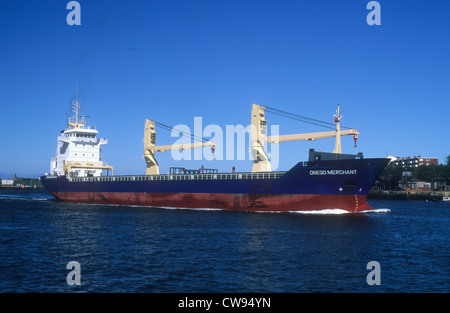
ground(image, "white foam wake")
xmin=284 ymin=208 xmax=391 ymax=215
xmin=359 ymin=208 xmax=391 ymax=214
xmin=289 ymin=209 xmax=350 ymax=215
xmin=158 ymin=206 xmax=224 ymax=211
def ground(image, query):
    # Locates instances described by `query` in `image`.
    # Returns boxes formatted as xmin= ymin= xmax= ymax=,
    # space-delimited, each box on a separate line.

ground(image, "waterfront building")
xmin=391 ymin=155 xmax=438 ymax=168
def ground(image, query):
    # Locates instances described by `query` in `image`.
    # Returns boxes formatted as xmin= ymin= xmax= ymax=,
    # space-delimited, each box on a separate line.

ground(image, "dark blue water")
xmin=0 ymin=189 xmax=448 ymax=293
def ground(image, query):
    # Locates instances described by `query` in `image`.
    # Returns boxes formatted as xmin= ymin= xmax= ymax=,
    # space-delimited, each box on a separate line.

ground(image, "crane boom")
xmin=148 ymin=141 xmax=215 ymax=152
xmin=250 ymin=103 xmax=359 ymax=172
xmin=266 ymin=129 xmax=359 ymax=143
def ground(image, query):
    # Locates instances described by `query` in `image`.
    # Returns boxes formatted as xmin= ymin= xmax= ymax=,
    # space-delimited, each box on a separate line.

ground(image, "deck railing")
xmin=70 ymin=171 xmax=287 ymax=182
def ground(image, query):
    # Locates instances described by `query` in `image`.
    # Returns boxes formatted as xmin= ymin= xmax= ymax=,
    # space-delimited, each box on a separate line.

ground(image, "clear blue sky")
xmin=1 ymin=0 xmax=449 ymax=178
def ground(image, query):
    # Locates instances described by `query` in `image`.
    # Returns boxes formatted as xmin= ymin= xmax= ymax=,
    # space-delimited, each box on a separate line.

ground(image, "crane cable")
xmin=153 ymin=121 xmax=210 ymax=143
xmin=152 ymin=104 xmax=355 ymax=142
xmin=263 ymin=105 xmax=354 ymax=130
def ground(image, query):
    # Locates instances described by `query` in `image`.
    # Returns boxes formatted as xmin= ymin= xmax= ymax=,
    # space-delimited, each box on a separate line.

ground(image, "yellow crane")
xmin=143 ymin=119 xmax=215 ymax=175
xmin=251 ymin=104 xmax=359 ymax=172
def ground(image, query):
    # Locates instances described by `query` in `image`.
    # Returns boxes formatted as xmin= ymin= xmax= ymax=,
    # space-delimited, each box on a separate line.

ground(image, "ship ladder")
xmin=354 ymin=194 xmax=359 ymax=212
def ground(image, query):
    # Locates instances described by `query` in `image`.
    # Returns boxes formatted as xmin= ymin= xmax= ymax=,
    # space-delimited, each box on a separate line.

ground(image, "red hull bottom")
xmin=51 ymin=192 xmax=375 ymax=213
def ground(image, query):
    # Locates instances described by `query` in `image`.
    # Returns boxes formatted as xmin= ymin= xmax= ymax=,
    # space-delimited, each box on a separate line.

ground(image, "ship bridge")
xmin=49 ymin=98 xmax=113 ymax=177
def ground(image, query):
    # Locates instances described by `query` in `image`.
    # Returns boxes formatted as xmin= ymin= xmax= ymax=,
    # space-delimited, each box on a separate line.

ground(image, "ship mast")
xmin=67 ymin=80 xmax=86 ymax=129
xmin=332 ymin=104 xmax=342 ymax=154
xmin=67 ymin=91 xmax=86 ymax=129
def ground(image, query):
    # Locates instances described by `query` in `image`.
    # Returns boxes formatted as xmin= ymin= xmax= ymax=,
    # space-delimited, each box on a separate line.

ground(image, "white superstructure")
xmin=50 ymin=98 xmax=113 ymax=177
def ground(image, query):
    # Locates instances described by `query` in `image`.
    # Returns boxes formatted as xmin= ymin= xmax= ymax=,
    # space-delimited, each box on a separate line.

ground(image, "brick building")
xmin=392 ymin=155 xmax=439 ymax=168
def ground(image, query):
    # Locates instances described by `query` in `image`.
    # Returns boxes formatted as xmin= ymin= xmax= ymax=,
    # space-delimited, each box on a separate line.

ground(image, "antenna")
xmin=67 ymin=80 xmax=85 ymax=129
xmin=76 ymin=79 xmax=79 ymax=101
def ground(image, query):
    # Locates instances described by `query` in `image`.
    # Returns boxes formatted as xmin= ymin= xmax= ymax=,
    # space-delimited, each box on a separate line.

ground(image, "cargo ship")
xmin=41 ymin=99 xmax=390 ymax=213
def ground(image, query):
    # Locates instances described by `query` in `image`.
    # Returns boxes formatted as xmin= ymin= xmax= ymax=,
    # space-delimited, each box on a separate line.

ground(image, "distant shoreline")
xmin=0 ymin=186 xmax=44 ymax=190
xmin=0 ymin=177 xmax=43 ymax=189
xmin=368 ymin=190 xmax=449 ymax=201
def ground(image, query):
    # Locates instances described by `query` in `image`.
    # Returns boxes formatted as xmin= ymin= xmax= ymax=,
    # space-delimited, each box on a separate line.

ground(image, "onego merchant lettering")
xmin=309 ymin=169 xmax=357 ymax=175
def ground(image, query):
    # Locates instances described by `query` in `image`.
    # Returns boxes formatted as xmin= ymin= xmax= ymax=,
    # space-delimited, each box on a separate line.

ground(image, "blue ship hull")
xmin=41 ymin=155 xmax=390 ymax=212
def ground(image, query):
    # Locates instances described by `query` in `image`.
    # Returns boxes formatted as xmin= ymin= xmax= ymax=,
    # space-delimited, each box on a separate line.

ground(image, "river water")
xmin=0 ymin=189 xmax=448 ymax=293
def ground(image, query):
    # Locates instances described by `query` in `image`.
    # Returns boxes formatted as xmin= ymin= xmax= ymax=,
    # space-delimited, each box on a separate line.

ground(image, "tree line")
xmin=375 ymin=155 xmax=450 ymax=191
